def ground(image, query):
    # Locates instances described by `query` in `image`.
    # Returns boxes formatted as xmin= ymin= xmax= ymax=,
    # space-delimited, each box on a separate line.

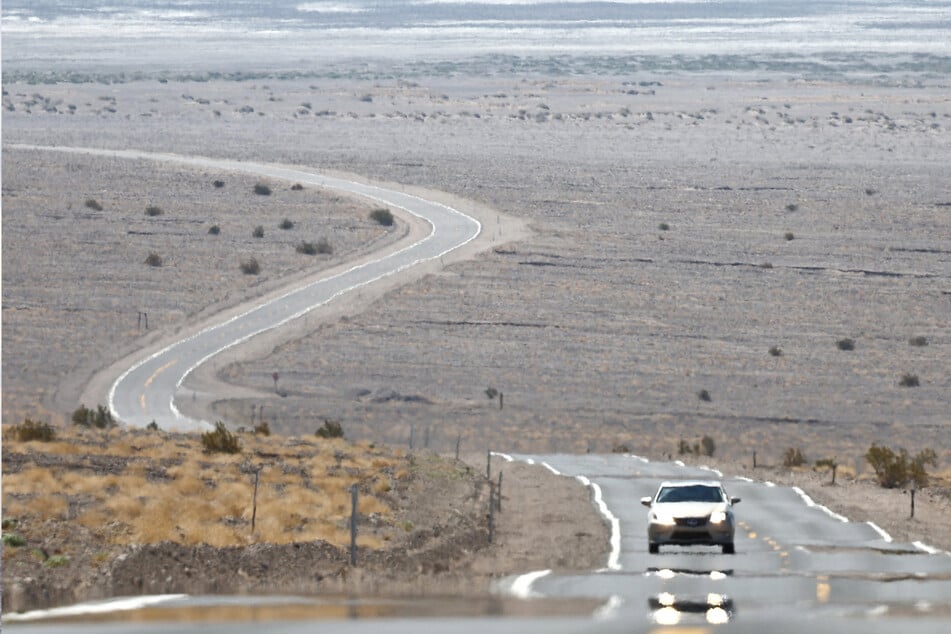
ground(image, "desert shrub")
xmin=865 ymin=444 xmax=937 ymax=489
xmin=144 ymin=252 xmax=163 ymax=267
xmin=145 ymin=205 xmax=163 ymax=217
xmin=279 ymin=218 xmax=294 ymax=230
xmin=290 ymin=183 xmax=304 ymax=191
xmin=908 ymin=336 xmax=928 ymax=347
xmin=865 ymin=188 xmax=877 ymax=196
xmin=12 ymin=418 xmax=56 ymax=442
xmin=213 ymin=180 xmax=225 ymax=188
xmin=485 ymin=387 xmax=499 ymax=400
xmin=45 ymin=555 xmax=69 ymax=568
xmin=836 ymin=338 xmax=855 ymax=351
xmin=315 ymin=419 xmax=344 ymax=439
xmin=815 ymin=457 xmax=837 ymax=470
xmin=252 ymin=225 xmax=264 ymax=238
xmin=698 ymin=389 xmax=711 ymax=402
xmin=785 ymin=203 xmax=799 ymax=212
xmin=370 ymin=208 xmax=394 ymax=226
xmin=254 ymin=421 xmax=271 ymax=436
xmin=899 ymin=373 xmax=920 ymax=387
xmin=768 ymin=346 xmax=783 ymax=357
xmin=678 ymin=436 xmax=715 ymax=456
xmin=296 ymin=238 xmax=332 ymax=255
xmin=784 ymin=232 xmax=795 ymax=241
xmin=658 ymin=222 xmax=670 ymax=231
xmin=240 ymin=257 xmax=260 ymax=275
xmin=3 ymin=533 xmax=27 ymax=547
xmin=253 ymin=183 xmax=271 ymax=196
xmin=146 ymin=421 xmax=159 ymax=431
xmin=208 ymin=224 xmax=221 ymax=235
xmin=612 ymin=444 xmax=631 ymax=454
xmin=359 ymin=94 xmax=373 ymax=103
xmin=84 ymin=198 xmax=103 ymax=211
xmin=72 ymin=404 xmax=116 ymax=429
xmin=783 ymin=447 xmax=806 ymax=467
xmin=201 ymin=421 xmax=242 ymax=454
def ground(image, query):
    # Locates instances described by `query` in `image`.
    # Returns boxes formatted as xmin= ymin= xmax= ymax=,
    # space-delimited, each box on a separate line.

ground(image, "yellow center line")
xmin=140 ymin=359 xmax=178 ymax=412
xmin=144 ymin=359 xmax=178 ymax=387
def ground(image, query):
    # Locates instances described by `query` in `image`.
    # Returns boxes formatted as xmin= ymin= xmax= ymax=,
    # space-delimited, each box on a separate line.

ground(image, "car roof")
xmin=657 ymin=480 xmax=724 ymax=488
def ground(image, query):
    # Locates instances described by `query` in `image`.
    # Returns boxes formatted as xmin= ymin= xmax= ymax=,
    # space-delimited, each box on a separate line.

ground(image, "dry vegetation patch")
xmin=2 ymin=424 xmax=406 ymax=549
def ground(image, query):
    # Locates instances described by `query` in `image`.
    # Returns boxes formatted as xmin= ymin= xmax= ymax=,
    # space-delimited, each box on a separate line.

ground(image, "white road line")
xmin=508 ymin=569 xmax=552 ymax=599
xmin=593 ymin=595 xmax=624 ymax=621
xmin=866 ymin=521 xmax=893 ymax=543
xmin=541 ymin=461 xmax=561 ymax=476
xmin=792 ymin=486 xmax=849 ymax=523
xmin=913 ymin=541 xmax=951 ymax=555
xmin=3 ymin=594 xmax=187 ymax=622
xmin=576 ymin=475 xmax=622 ymax=571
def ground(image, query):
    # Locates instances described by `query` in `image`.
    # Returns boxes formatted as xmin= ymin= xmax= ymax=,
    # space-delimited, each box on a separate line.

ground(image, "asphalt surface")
xmin=11 ymin=146 xmax=482 ymax=430
xmin=8 ymin=455 xmax=951 ymax=632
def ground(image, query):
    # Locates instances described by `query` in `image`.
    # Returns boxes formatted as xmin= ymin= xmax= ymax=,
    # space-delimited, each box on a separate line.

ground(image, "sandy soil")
xmin=3 ymin=71 xmax=951 ymax=608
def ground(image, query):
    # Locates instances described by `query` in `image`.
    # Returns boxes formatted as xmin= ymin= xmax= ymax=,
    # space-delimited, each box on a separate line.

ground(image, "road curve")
xmin=14 ymin=145 xmax=482 ymax=430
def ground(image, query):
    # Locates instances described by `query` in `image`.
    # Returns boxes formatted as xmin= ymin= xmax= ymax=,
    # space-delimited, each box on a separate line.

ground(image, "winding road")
xmin=15 ymin=146 xmax=483 ymax=430
xmin=7 ymin=148 xmax=951 ymax=632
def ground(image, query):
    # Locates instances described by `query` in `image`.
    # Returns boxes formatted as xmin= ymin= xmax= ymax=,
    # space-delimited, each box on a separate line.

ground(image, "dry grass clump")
xmin=2 ymin=423 xmax=408 ymax=549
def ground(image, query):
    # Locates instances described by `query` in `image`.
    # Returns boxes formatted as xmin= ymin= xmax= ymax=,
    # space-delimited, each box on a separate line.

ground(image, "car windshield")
xmin=656 ymin=485 xmax=724 ymax=503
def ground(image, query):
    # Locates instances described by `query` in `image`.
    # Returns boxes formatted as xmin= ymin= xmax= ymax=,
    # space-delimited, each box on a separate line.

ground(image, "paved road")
xmin=9 ymin=455 xmax=951 ymax=631
xmin=15 ymin=146 xmax=482 ymax=430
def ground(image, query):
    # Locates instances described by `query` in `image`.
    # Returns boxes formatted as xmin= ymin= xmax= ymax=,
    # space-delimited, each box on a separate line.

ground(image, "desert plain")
xmin=3 ymin=66 xmax=951 ymax=609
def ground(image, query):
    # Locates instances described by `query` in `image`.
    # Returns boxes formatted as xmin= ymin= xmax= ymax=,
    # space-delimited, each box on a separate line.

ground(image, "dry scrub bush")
xmin=11 ymin=419 xmax=56 ymax=442
xmin=201 ymin=422 xmax=242 ymax=454
xmin=783 ymin=447 xmax=807 ymax=468
xmin=369 ymin=208 xmax=394 ymax=226
xmin=865 ymin=444 xmax=937 ymax=489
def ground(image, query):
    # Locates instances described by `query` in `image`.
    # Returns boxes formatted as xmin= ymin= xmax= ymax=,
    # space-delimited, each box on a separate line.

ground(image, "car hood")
xmin=652 ymin=502 xmax=728 ymax=518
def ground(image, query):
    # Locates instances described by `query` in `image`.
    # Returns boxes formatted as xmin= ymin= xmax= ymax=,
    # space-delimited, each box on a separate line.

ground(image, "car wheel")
xmin=722 ymin=543 xmax=735 ymax=554
xmin=648 ymin=543 xmax=659 ymax=554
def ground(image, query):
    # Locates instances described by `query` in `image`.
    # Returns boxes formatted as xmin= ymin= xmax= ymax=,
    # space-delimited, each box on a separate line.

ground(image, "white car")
xmin=641 ymin=480 xmax=740 ymax=554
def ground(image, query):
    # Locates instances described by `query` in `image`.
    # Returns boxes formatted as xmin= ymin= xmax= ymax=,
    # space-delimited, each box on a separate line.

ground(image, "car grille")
xmin=674 ymin=517 xmax=709 ymax=528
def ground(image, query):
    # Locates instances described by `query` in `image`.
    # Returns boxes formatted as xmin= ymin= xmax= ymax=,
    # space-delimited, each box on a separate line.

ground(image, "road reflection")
xmin=648 ymin=592 xmax=735 ymax=625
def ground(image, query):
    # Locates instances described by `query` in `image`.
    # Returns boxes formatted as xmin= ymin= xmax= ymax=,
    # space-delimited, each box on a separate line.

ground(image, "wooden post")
xmin=486 ymin=450 xmax=492 ymax=481
xmin=910 ymin=487 xmax=916 ymax=519
xmin=831 ymin=464 xmax=837 ymax=485
xmin=251 ymin=468 xmax=260 ymax=535
xmin=455 ymin=434 xmax=461 ymax=461
xmin=497 ymin=471 xmax=503 ymax=512
xmin=488 ymin=485 xmax=495 ymax=544
xmin=350 ymin=484 xmax=359 ymax=566
xmin=499 ymin=392 xmax=504 ymax=410
xmin=753 ymin=451 xmax=757 ymax=469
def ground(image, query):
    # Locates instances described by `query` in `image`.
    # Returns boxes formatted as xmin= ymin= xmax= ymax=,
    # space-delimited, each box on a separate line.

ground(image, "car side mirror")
xmin=640 ymin=496 xmax=653 ymax=507
xmin=730 ymin=497 xmax=741 ymax=505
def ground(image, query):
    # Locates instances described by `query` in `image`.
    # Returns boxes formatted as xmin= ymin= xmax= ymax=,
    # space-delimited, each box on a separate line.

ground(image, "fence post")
xmin=350 ymin=484 xmax=358 ymax=566
xmin=497 ymin=471 xmax=503 ymax=512
xmin=486 ymin=450 xmax=492 ymax=481
xmin=251 ymin=467 xmax=261 ymax=535
xmin=753 ymin=451 xmax=757 ymax=469
xmin=409 ymin=424 xmax=415 ymax=450
xmin=455 ymin=434 xmax=461 ymax=461
xmin=488 ymin=485 xmax=495 ymax=544
xmin=910 ymin=487 xmax=916 ymax=519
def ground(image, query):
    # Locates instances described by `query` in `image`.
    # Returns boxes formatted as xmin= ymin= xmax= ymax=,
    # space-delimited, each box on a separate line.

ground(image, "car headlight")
xmin=652 ymin=512 xmax=676 ymax=526
xmin=709 ymin=511 xmax=728 ymax=524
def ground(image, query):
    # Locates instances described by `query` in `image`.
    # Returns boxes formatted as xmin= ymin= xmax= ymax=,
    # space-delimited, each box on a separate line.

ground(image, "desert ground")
xmin=3 ymin=69 xmax=951 ymax=609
